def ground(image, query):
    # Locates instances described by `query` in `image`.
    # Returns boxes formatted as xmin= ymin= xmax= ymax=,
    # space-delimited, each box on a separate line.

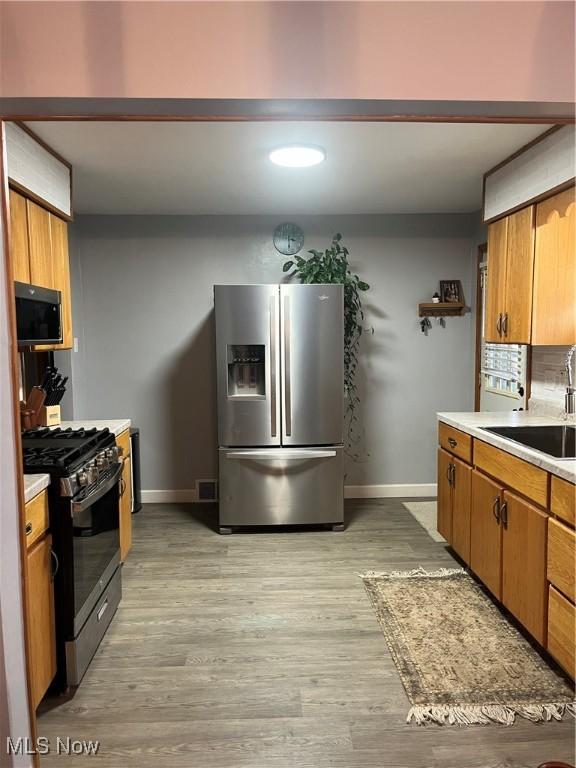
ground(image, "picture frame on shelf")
xmin=439 ymin=280 xmax=464 ymax=304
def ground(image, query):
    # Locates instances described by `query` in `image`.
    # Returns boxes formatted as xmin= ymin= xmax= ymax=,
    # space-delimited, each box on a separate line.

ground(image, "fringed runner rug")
xmin=359 ymin=567 xmax=575 ymax=726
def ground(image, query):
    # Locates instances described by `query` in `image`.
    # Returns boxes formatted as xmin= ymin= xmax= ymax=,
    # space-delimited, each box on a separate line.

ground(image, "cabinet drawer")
xmin=474 ymin=440 xmax=548 ymax=508
xmin=116 ymin=428 xmax=131 ymax=459
xmin=438 ymin=423 xmax=472 ymax=464
xmin=24 ymin=490 xmax=49 ymax=549
xmin=548 ymin=585 xmax=575 ymax=680
xmin=551 ymin=475 xmax=575 ymax=526
xmin=548 ymin=517 xmax=575 ymax=602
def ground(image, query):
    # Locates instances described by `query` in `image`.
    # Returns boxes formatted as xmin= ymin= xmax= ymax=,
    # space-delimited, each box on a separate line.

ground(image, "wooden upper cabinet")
xmin=485 ymin=207 xmax=535 ymax=344
xmin=27 ymin=200 xmax=54 ymax=289
xmin=501 ymin=490 xmax=547 ymax=646
xmin=532 ymin=186 xmax=576 ymax=345
xmin=48 ymin=214 xmax=72 ymax=349
xmin=9 ymin=190 xmax=31 ymax=283
xmin=504 ymin=206 xmax=535 ymax=343
xmin=484 ymin=217 xmax=508 ymax=343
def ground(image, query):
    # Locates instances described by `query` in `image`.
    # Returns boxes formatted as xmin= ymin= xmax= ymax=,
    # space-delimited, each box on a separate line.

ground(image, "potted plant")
xmin=283 ymin=233 xmax=371 ymax=455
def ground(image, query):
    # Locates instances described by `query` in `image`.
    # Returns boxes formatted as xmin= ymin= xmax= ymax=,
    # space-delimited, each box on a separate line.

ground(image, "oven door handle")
xmin=71 ymin=462 xmax=123 ymax=514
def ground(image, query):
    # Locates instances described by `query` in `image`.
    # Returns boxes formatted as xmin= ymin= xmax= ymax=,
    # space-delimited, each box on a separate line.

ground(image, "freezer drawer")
xmin=219 ymin=446 xmax=344 ymax=528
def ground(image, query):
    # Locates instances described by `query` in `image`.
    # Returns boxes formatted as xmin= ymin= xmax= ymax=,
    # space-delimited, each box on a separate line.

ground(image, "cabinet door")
xmin=437 ymin=448 xmax=452 ymax=543
xmin=501 ymin=491 xmax=547 ymax=645
xmin=48 ymin=214 xmax=72 ymax=348
xmin=503 ymin=206 xmax=535 ymax=343
xmin=27 ymin=200 xmax=54 ymax=289
xmin=532 ymin=186 xmax=576 ymax=345
xmin=484 ymin=217 xmax=507 ymax=342
xmin=470 ymin=470 xmax=502 ymax=599
xmin=451 ymin=456 xmax=472 ymax=565
xmin=26 ymin=534 xmax=56 ymax=709
xmin=120 ymin=455 xmax=133 ymax=561
xmin=9 ymin=190 xmax=31 ymax=282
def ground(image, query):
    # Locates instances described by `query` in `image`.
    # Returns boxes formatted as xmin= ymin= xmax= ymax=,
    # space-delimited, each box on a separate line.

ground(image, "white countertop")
xmin=23 ymin=473 xmax=51 ymax=504
xmin=55 ymin=419 xmax=131 ymax=437
xmin=437 ymin=412 xmax=576 ymax=484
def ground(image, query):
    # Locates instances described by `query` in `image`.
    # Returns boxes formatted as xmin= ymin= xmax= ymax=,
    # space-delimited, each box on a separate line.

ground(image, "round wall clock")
xmin=273 ymin=222 xmax=304 ymax=256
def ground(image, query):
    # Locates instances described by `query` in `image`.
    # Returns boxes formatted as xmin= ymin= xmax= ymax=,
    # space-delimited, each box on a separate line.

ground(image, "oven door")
xmin=70 ymin=462 xmax=122 ymax=637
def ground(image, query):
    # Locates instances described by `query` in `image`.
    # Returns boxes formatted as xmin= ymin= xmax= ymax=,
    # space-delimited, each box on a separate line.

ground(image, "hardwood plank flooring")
xmin=37 ymin=500 xmax=575 ymax=767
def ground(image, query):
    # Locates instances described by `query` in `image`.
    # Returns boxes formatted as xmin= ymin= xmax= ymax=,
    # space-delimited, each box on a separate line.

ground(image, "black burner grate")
xmin=22 ymin=427 xmax=115 ymax=475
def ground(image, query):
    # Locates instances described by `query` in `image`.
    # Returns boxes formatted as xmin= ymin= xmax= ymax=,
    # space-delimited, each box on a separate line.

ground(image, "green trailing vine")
xmin=282 ymin=233 xmax=371 ymax=457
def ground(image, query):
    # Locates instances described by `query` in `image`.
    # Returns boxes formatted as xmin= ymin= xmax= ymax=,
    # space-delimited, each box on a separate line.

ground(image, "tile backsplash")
xmin=529 ymin=345 xmax=573 ymax=418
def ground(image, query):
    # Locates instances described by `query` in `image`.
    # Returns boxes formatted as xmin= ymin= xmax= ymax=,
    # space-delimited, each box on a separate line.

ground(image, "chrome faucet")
xmin=565 ymin=344 xmax=576 ymax=416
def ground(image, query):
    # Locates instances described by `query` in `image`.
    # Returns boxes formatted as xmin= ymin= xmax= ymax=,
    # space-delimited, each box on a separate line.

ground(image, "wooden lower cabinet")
xmin=26 ymin=533 xmax=56 ymax=709
xmin=437 ymin=448 xmax=452 ymax=542
xmin=471 ymin=470 xmax=503 ymax=599
xmin=547 ymin=517 xmax=575 ymax=603
xmin=451 ymin=457 xmax=472 ymax=564
xmin=120 ymin=454 xmax=133 ymax=561
xmin=548 ymin=585 xmax=576 ymax=678
xmin=551 ymin=475 xmax=576 ymax=526
xmin=501 ymin=491 xmax=548 ymax=645
xmin=439 ymin=421 xmax=574 ymax=677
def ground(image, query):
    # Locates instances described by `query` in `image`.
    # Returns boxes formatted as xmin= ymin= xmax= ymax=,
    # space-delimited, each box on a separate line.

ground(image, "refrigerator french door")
xmin=215 ymin=284 xmax=344 ymax=532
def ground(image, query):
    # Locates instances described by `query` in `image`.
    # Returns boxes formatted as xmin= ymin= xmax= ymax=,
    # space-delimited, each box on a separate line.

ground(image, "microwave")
xmin=15 ymin=281 xmax=62 ymax=346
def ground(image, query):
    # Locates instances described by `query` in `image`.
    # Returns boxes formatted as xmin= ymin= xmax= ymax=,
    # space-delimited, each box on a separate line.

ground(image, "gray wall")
xmin=68 ymin=213 xmax=480 ymax=490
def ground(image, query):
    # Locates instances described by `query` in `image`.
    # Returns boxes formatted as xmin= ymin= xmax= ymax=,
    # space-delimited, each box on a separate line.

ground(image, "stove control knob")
xmin=96 ymin=455 xmax=109 ymax=469
xmin=77 ymin=471 xmax=89 ymax=487
xmin=88 ymin=467 xmax=99 ymax=483
xmin=106 ymin=447 xmax=119 ymax=461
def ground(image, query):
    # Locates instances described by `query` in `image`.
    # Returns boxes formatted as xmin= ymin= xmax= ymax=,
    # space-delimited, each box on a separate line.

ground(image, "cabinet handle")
xmin=496 ymin=314 xmax=503 ymax=336
xmin=25 ymin=522 xmax=33 ymax=536
xmin=502 ymin=313 xmax=508 ymax=336
xmin=492 ymin=496 xmax=501 ymax=524
xmin=450 ymin=463 xmax=456 ymax=487
xmin=50 ymin=549 xmax=59 ymax=581
xmin=446 ymin=463 xmax=453 ymax=486
xmin=448 ymin=437 xmax=457 ymax=448
xmin=500 ymin=500 xmax=508 ymax=529
xmin=119 ymin=477 xmax=126 ymax=497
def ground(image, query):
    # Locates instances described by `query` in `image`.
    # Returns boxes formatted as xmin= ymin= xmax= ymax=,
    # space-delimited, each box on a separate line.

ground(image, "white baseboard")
xmin=141 ymin=485 xmax=436 ymax=504
xmin=344 ymin=484 xmax=437 ymax=499
xmin=141 ymin=489 xmax=198 ymax=503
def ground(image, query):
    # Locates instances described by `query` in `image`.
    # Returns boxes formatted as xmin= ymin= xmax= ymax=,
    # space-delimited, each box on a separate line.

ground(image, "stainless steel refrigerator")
xmin=215 ymin=284 xmax=344 ymax=533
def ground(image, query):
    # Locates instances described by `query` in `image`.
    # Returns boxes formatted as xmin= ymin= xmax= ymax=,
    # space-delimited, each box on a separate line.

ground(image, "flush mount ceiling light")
xmin=269 ymin=145 xmax=326 ymax=168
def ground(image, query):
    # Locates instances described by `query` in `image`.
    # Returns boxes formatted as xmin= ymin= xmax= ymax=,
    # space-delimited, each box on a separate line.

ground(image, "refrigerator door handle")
xmin=270 ymin=295 xmax=277 ymax=438
xmin=226 ymin=450 xmax=337 ymax=460
xmin=284 ymin=294 xmax=292 ymax=436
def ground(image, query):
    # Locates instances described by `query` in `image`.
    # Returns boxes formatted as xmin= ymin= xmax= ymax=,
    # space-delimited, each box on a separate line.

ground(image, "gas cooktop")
xmin=22 ymin=427 xmax=116 ymax=475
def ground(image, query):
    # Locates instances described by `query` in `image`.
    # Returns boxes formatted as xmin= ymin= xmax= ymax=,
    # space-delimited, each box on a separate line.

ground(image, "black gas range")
xmin=22 ymin=427 xmax=124 ymax=690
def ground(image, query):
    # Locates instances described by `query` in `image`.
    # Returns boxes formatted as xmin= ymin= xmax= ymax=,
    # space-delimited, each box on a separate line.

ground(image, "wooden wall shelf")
xmin=419 ymin=302 xmax=465 ymax=317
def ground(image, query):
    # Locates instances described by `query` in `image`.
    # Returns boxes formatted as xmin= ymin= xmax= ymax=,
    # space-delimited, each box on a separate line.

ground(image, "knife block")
xmin=39 ymin=405 xmax=61 ymax=427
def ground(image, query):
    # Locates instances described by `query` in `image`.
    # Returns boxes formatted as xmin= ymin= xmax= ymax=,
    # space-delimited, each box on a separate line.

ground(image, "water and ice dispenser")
xmin=227 ymin=344 xmax=266 ymax=398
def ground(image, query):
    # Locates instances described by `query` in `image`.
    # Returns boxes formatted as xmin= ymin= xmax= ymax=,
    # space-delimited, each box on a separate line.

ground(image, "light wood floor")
xmin=38 ymin=501 xmax=575 ymax=767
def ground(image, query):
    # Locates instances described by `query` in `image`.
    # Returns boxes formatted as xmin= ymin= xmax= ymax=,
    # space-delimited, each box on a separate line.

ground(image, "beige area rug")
xmin=359 ymin=567 xmax=576 ymax=726
xmin=402 ymin=500 xmax=445 ymax=543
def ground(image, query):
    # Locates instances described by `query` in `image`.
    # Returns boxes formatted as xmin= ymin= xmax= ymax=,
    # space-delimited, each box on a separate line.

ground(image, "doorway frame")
xmin=1 ymin=100 xmax=574 ymax=767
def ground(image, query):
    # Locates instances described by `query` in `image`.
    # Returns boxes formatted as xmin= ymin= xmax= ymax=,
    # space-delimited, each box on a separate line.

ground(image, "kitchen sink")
xmin=482 ymin=425 xmax=576 ymax=460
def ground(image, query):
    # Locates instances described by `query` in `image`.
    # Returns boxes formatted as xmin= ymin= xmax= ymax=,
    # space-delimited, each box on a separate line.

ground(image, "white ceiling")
xmin=26 ymin=121 xmax=550 ymax=216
